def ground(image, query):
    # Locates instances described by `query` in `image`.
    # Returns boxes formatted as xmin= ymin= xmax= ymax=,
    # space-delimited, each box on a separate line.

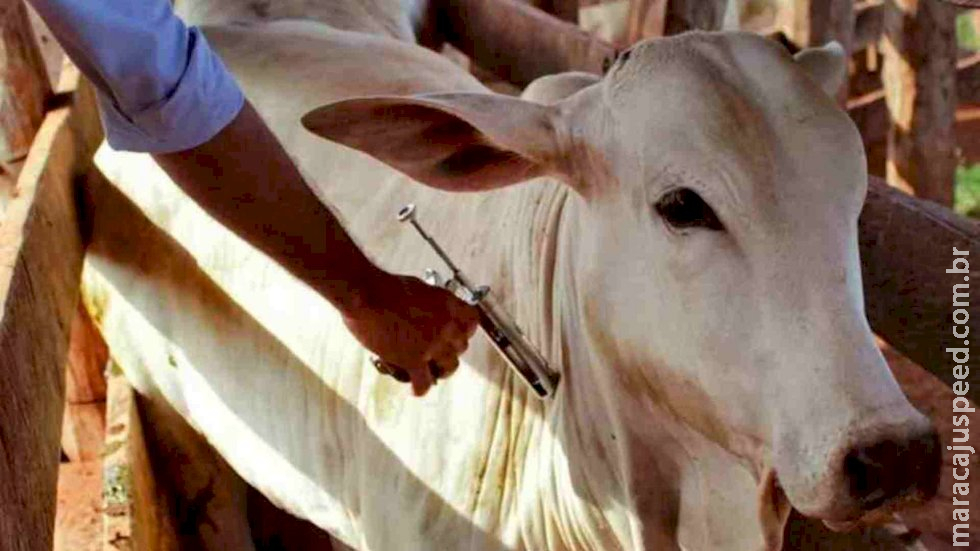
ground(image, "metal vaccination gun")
xmin=397 ymin=204 xmax=561 ymax=399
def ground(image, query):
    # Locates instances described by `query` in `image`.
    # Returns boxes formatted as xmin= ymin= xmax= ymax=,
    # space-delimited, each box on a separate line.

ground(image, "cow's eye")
xmin=654 ymin=188 xmax=724 ymax=231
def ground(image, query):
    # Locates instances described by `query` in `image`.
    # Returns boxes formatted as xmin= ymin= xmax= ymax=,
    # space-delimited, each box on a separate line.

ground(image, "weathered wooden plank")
xmin=880 ymin=0 xmax=958 ymax=204
xmin=848 ymin=55 xmax=980 ymax=165
xmin=957 ymin=53 xmax=980 ymax=104
xmin=578 ymin=0 xmax=634 ymax=46
xmin=65 ymin=301 xmax=108 ymax=404
xmin=847 ymin=88 xmax=890 ymax=174
xmin=59 ymin=64 xmax=108 ymax=464
xmin=861 ymin=177 xmax=980 ymax=403
xmin=62 ymin=304 xmax=109 ymax=460
xmin=0 ymin=0 xmax=52 ymax=164
xmin=61 ymin=401 xmax=105 ymax=462
xmin=102 ymin=363 xmax=180 ymax=551
xmin=854 ymin=2 xmax=884 ymax=51
xmin=663 ymin=0 xmax=728 ymax=33
xmin=626 ymin=0 xmax=668 ymax=42
xmin=439 ymin=0 xmax=618 ymax=86
xmin=0 ymin=106 xmax=80 ymax=551
xmin=0 ymin=65 xmax=99 ymax=551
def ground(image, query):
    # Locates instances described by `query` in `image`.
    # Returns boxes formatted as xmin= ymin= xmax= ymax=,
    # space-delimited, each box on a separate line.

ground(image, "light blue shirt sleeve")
xmin=26 ymin=0 xmax=245 ymax=153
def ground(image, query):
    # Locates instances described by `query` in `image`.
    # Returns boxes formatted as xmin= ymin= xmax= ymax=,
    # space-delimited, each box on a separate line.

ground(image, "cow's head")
xmin=302 ymin=32 xmax=938 ymax=528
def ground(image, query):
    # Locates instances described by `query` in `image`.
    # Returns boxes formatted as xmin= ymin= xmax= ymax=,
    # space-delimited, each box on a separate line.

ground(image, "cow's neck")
xmin=465 ymin=181 xmax=673 ymax=549
xmin=487 ymin=183 xmax=780 ymax=550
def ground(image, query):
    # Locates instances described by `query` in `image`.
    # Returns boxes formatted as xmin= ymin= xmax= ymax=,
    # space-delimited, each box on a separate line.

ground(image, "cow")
xmin=81 ymin=0 xmax=940 ymax=549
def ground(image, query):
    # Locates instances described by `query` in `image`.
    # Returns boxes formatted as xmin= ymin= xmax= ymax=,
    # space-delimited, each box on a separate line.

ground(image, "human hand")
xmin=343 ymin=272 xmax=479 ymax=396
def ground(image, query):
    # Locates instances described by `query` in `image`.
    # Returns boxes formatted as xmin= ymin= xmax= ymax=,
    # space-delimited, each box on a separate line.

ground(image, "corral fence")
xmin=0 ymin=0 xmax=978 ymax=549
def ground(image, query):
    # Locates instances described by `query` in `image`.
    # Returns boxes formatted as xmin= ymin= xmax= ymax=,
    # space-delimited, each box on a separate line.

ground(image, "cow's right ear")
xmin=301 ymin=93 xmax=565 ymax=192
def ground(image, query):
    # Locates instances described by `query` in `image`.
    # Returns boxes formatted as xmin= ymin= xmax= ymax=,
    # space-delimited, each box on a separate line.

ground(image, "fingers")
xmin=374 ymin=347 xmax=461 ymax=397
xmin=372 ymin=358 xmax=411 ymax=383
xmin=410 ymin=299 xmax=473 ymax=386
xmin=374 ymin=357 xmax=432 ymax=396
xmin=429 ymin=339 xmax=463 ymax=378
xmin=432 ymin=355 xmax=460 ymax=380
xmin=391 ymin=366 xmax=411 ymax=383
xmin=409 ymin=361 xmax=434 ymax=397
xmin=359 ymin=276 xmax=481 ymax=397
xmin=437 ymin=326 xmax=469 ymax=355
xmin=450 ymin=301 xmax=480 ymax=339
xmin=428 ymin=361 xmax=443 ymax=380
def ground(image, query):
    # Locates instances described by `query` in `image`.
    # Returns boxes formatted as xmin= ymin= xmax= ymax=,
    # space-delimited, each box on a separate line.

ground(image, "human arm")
xmin=153 ymin=101 xmax=478 ymax=395
xmin=25 ymin=0 xmax=478 ymax=394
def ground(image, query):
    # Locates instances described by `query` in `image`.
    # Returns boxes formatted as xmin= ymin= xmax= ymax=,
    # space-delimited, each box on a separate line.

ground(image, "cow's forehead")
xmin=597 ymin=32 xmax=864 ymax=219
xmin=608 ymin=32 xmax=816 ymax=115
xmin=604 ymin=33 xmax=826 ymax=161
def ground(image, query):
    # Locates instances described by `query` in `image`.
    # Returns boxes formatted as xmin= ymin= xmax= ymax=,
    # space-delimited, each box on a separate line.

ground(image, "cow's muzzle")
xmin=842 ymin=426 xmax=941 ymax=512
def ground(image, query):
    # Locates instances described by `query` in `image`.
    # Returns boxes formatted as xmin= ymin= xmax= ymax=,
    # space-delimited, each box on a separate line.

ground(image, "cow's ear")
xmin=793 ymin=41 xmax=847 ymax=97
xmin=301 ymin=93 xmax=564 ymax=192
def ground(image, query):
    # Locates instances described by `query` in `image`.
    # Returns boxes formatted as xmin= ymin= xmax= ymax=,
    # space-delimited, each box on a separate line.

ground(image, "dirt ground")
xmin=54 ymin=461 xmax=102 ymax=551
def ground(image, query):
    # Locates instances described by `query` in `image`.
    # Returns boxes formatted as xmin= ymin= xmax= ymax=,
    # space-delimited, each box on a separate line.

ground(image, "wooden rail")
xmin=439 ymin=0 xmax=618 ymax=86
xmin=0 ymin=0 xmax=51 ymax=166
xmin=60 ymin=302 xmax=108 ymax=463
xmin=441 ymin=0 xmax=980 ymax=402
xmin=860 ymin=179 xmax=980 ymax=396
xmin=0 ymin=62 xmax=100 ymax=551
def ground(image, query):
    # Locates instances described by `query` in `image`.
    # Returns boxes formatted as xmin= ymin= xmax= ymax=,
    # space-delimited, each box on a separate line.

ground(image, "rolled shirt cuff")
xmin=97 ymin=27 xmax=245 ymax=154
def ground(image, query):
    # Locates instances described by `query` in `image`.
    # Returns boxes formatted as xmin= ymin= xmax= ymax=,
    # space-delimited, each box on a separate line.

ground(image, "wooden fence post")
xmin=61 ymin=302 xmax=108 ymax=462
xmin=782 ymin=0 xmax=856 ymax=48
xmin=627 ymin=0 xmax=669 ymax=42
xmin=0 ymin=64 xmax=98 ymax=551
xmin=0 ymin=0 xmax=51 ymax=167
xmin=881 ymin=0 xmax=957 ymax=205
xmin=663 ymin=0 xmax=728 ymax=33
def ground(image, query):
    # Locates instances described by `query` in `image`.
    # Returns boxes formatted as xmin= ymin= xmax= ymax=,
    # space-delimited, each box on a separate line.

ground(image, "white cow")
xmin=82 ymin=1 xmax=939 ymax=549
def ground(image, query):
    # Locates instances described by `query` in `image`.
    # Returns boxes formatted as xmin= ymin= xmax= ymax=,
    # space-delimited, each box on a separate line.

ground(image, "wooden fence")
xmin=0 ymin=0 xmax=977 ymax=547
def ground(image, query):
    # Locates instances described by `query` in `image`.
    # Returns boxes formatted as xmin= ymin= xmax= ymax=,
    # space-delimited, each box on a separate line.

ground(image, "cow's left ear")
xmin=793 ymin=41 xmax=847 ymax=97
xmin=301 ymin=93 xmax=565 ymax=192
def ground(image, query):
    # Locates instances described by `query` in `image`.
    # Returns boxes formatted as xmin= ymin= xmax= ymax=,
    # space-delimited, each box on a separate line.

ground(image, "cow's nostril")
xmin=843 ymin=428 xmax=941 ymax=511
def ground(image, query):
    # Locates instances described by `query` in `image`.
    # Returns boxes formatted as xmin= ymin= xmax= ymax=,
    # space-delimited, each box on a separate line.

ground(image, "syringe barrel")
xmin=473 ymin=290 xmax=559 ymax=398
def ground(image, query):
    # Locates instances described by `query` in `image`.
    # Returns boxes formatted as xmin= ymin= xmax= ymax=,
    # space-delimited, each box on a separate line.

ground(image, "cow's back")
xmin=174 ymin=0 xmax=428 ymax=43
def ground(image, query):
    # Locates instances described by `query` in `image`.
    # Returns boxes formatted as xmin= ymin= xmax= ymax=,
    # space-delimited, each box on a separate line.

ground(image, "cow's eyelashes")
xmin=618 ymin=48 xmax=633 ymax=65
xmin=654 ymin=188 xmax=725 ymax=231
xmin=606 ymin=47 xmax=633 ymax=73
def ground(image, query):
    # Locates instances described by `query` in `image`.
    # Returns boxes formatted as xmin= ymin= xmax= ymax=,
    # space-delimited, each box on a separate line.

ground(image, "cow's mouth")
xmin=771 ymin=472 xmax=909 ymax=536
xmin=823 ymin=518 xmax=862 ymax=532
xmin=820 ymin=503 xmax=909 ymax=533
xmin=776 ymin=426 xmax=942 ymax=533
xmin=817 ymin=477 xmax=936 ymax=533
